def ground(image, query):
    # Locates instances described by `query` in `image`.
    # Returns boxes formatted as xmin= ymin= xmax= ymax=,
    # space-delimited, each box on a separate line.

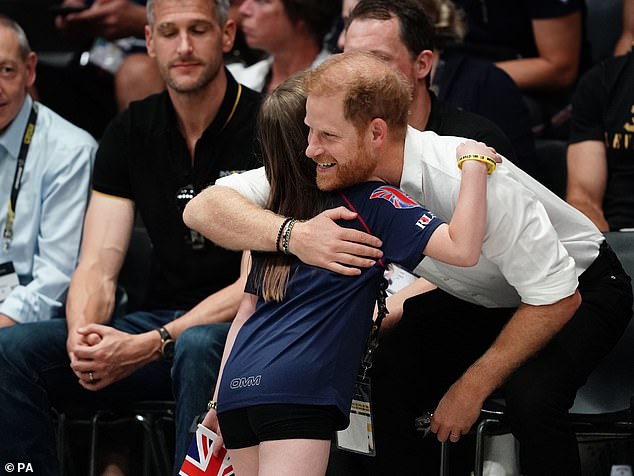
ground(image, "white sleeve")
xmin=215 ymin=167 xmax=270 ymax=207
xmin=482 ymin=173 xmax=578 ymax=306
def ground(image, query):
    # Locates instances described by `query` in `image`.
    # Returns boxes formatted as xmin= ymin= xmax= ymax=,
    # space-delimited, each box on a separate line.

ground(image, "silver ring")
xmin=88 ymin=371 xmax=95 ymax=383
xmin=449 ymin=433 xmax=460 ymax=441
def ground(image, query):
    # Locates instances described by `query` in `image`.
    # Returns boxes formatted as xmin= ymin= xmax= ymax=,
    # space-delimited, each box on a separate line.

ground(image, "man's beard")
xmin=162 ymin=58 xmax=220 ymax=94
xmin=316 ymin=139 xmax=378 ymax=191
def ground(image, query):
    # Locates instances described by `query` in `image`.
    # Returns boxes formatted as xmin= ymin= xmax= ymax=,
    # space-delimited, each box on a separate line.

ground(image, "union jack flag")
xmin=370 ymin=186 xmax=421 ymax=209
xmin=179 ymin=424 xmax=234 ymax=476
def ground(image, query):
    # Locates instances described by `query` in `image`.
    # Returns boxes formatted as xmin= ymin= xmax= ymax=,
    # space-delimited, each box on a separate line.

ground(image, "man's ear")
xmin=369 ymin=118 xmax=388 ymax=148
xmin=25 ymin=52 xmax=37 ymax=89
xmin=145 ymin=25 xmax=155 ymax=58
xmin=222 ymin=19 xmax=237 ymax=54
xmin=413 ymin=49 xmax=434 ymax=82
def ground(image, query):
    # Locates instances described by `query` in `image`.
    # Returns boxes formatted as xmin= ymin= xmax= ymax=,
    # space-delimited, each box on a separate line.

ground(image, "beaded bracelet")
xmin=207 ymin=400 xmax=217 ymax=411
xmin=457 ymin=154 xmax=497 ymax=174
xmin=282 ymin=218 xmax=298 ymax=255
xmin=276 ymin=217 xmax=293 ymax=253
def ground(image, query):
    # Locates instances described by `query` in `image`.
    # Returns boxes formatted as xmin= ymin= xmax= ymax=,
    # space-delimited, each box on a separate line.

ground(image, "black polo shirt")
xmin=93 ymin=70 xmax=262 ymax=310
xmin=452 ymin=0 xmax=589 ymax=69
xmin=569 ymin=51 xmax=634 ymax=231
xmin=425 ymin=94 xmax=528 ymax=173
xmin=432 ymin=51 xmax=536 ymax=175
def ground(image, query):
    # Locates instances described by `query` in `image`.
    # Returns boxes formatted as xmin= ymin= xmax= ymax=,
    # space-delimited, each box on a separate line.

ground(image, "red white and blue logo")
xmin=416 ymin=212 xmax=436 ymax=230
xmin=370 ymin=185 xmax=421 ymax=209
xmin=180 ymin=425 xmax=234 ymax=476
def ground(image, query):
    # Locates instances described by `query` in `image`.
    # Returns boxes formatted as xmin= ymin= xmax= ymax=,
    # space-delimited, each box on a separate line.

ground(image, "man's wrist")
xmin=275 ymin=217 xmax=293 ymax=252
xmin=0 ymin=313 xmax=17 ymax=328
xmin=286 ymin=219 xmax=305 ymax=257
xmin=154 ymin=326 xmax=175 ymax=360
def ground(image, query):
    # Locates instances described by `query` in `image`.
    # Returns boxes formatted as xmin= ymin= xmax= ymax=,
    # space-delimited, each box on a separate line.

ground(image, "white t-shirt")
xmin=227 ymin=49 xmax=331 ymax=93
xmin=216 ymin=127 xmax=604 ymax=308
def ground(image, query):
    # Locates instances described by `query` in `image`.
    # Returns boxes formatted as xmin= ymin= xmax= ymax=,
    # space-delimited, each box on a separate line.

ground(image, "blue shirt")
xmin=218 ymin=182 xmax=443 ymax=426
xmin=0 ymin=96 xmax=96 ymax=323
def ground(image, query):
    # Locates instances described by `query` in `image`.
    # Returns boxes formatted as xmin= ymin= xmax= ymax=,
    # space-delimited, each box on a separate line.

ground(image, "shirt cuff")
xmin=516 ymin=256 xmax=579 ymax=306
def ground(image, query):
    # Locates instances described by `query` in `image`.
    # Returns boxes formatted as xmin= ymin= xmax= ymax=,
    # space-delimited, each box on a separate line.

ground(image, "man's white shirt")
xmin=216 ymin=127 xmax=603 ymax=308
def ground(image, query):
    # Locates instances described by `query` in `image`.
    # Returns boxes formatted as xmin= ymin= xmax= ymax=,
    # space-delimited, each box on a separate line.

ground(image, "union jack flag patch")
xmin=179 ymin=424 xmax=234 ymax=476
xmin=370 ymin=185 xmax=421 ymax=209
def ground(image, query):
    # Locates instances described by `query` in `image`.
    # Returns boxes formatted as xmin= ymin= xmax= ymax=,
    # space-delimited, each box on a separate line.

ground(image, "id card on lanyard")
xmin=3 ymin=104 xmax=37 ymax=252
xmin=336 ymin=277 xmax=389 ymax=457
xmin=336 ymin=376 xmax=376 ymax=456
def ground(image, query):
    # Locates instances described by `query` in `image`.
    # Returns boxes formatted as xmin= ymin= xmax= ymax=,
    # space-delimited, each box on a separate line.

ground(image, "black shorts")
xmin=217 ymin=404 xmax=338 ymax=450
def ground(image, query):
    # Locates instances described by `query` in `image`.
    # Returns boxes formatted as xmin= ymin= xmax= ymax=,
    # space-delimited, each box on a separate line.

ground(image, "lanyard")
xmin=339 ymin=190 xmax=389 ymax=379
xmin=3 ymin=104 xmax=38 ymax=251
xmin=220 ymin=83 xmax=242 ymax=133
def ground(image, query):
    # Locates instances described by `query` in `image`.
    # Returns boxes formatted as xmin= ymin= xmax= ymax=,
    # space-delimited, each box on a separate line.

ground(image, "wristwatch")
xmin=156 ymin=326 xmax=175 ymax=360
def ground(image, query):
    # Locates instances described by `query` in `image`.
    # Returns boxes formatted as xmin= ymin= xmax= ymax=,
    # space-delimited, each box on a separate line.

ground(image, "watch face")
xmin=161 ymin=340 xmax=175 ymax=360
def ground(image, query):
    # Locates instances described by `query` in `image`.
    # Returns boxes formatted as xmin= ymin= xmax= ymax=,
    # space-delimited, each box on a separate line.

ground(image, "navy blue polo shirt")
xmin=217 ymin=181 xmax=444 ymax=428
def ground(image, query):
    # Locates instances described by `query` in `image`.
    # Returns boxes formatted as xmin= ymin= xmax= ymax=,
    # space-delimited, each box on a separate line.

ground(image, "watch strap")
xmin=156 ymin=326 xmax=173 ymax=342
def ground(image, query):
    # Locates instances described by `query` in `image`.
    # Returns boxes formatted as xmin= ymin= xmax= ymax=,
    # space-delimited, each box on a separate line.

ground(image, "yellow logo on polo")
xmin=624 ymin=105 xmax=634 ymax=133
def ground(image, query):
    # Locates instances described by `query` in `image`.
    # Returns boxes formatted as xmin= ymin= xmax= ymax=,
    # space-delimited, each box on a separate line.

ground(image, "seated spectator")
xmin=566 ymin=48 xmax=634 ymax=232
xmin=224 ymin=0 xmax=266 ymax=67
xmin=420 ymin=0 xmax=536 ymax=176
xmin=0 ymin=15 xmax=96 ymax=328
xmin=341 ymin=0 xmax=523 ymax=174
xmin=0 ymin=0 xmax=262 ymax=474
xmin=615 ymin=0 xmax=634 ymax=56
xmin=54 ymin=0 xmax=164 ymax=111
xmin=451 ymin=0 xmax=590 ymax=138
xmin=227 ymin=0 xmax=340 ymax=93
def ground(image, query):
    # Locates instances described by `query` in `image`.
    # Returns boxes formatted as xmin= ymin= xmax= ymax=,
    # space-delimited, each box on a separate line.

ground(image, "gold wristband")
xmin=457 ymin=154 xmax=496 ymax=174
xmin=207 ymin=400 xmax=218 ymax=411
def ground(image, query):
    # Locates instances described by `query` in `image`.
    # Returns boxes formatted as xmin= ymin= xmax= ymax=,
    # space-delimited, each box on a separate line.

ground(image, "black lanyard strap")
xmin=3 ymin=104 xmax=38 ymax=251
xmin=338 ymin=190 xmax=390 ymax=379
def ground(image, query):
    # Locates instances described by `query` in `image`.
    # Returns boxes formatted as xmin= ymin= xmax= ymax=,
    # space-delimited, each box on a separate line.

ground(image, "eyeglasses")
xmin=176 ymin=184 xmax=206 ymax=251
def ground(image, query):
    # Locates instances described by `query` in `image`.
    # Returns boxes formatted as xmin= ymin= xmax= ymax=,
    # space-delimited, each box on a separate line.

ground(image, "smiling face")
xmin=145 ymin=0 xmax=234 ymax=94
xmin=0 ymin=25 xmax=35 ymax=133
xmin=304 ymin=92 xmax=378 ymax=191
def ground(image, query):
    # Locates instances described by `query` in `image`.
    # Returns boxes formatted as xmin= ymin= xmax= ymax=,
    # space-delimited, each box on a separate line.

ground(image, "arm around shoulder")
xmin=423 ymin=140 xmax=499 ymax=266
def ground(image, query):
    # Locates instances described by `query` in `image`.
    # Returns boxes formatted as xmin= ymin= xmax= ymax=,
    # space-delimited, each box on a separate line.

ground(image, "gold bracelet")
xmin=457 ymin=154 xmax=496 ymax=174
xmin=207 ymin=400 xmax=218 ymax=411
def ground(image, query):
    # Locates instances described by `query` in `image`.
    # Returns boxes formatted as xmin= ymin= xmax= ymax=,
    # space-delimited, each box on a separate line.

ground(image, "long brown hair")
xmin=258 ymin=72 xmax=332 ymax=301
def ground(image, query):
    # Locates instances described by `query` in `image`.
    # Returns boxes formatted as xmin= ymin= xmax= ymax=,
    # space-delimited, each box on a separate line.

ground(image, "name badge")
xmin=0 ymin=261 xmax=19 ymax=302
xmin=336 ymin=378 xmax=376 ymax=456
xmin=385 ymin=263 xmax=418 ymax=296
